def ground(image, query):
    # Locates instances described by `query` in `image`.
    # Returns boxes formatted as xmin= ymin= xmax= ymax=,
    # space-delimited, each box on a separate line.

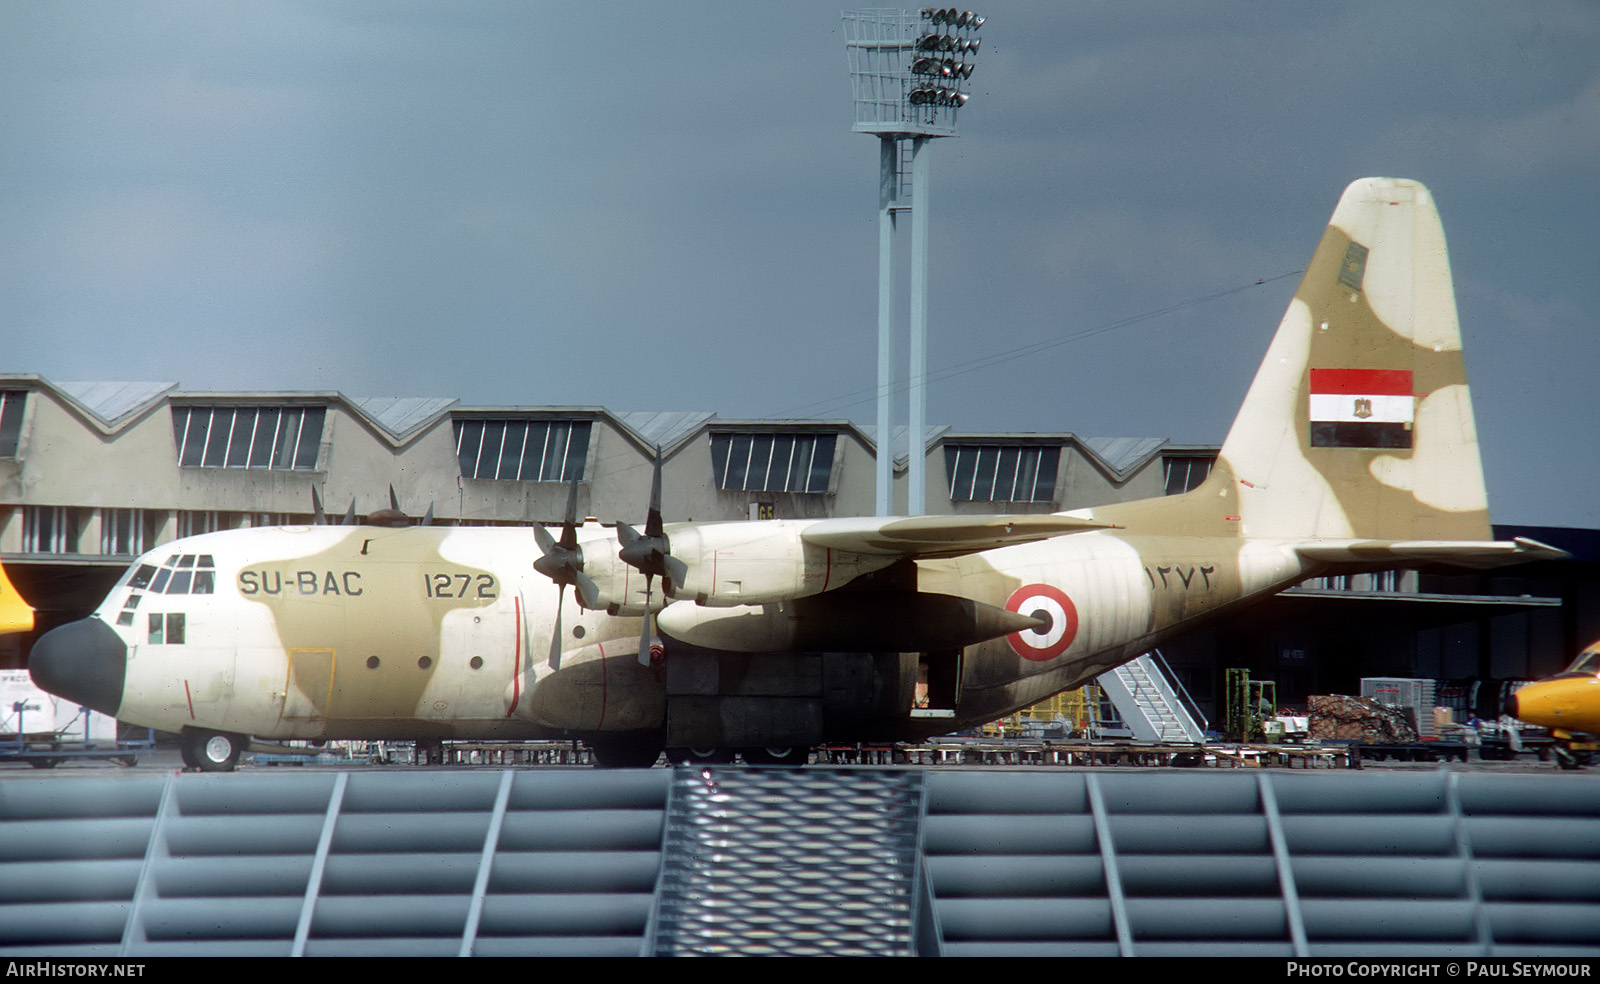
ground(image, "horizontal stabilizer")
xmin=1295 ymin=537 xmax=1568 ymax=570
xmin=801 ymin=513 xmax=1110 ymax=558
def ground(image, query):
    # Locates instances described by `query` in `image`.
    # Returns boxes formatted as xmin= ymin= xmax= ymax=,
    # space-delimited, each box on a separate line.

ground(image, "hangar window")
xmin=22 ymin=506 xmax=85 ymax=554
xmin=1162 ymin=453 xmax=1215 ymax=495
xmin=945 ymin=445 xmax=1060 ymax=503
xmin=100 ymin=509 xmax=164 ymax=557
xmin=0 ymin=391 xmax=25 ymax=458
xmin=453 ymin=419 xmax=591 ymax=482
xmin=711 ymin=432 xmax=836 ymax=494
xmin=172 ymin=406 xmax=325 ymax=470
xmin=178 ymin=511 xmax=254 ymax=537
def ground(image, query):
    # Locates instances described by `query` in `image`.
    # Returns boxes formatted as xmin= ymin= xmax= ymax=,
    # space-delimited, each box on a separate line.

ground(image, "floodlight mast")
xmin=844 ymin=8 xmax=984 ymax=516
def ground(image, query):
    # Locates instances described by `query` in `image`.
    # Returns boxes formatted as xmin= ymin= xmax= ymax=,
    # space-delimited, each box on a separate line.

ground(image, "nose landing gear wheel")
xmin=182 ymin=729 xmax=244 ymax=772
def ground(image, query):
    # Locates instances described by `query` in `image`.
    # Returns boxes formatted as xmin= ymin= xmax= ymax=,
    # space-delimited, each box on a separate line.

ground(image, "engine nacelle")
xmin=657 ymin=592 xmax=1046 ymax=654
xmin=564 ymin=520 xmax=899 ymax=615
xmin=662 ymin=521 xmax=893 ymax=607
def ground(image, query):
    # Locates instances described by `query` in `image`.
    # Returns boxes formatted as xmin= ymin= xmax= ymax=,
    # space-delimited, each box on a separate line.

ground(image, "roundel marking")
xmin=1004 ymin=583 xmax=1078 ymax=662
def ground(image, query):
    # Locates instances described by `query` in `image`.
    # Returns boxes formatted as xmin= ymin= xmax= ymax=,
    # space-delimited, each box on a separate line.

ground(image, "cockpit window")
xmin=1565 ymin=648 xmax=1600 ymax=677
xmin=116 ymin=555 xmax=216 ymax=629
xmin=142 ymin=555 xmax=217 ymax=595
xmin=147 ymin=612 xmax=185 ymax=645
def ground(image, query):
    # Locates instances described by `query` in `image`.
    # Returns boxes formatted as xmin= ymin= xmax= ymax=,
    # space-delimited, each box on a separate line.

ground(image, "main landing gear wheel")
xmin=588 ymin=735 xmax=665 ymax=769
xmin=741 ymin=746 xmax=810 ymax=767
xmin=182 ymin=729 xmax=244 ymax=772
xmin=1553 ymin=744 xmax=1592 ymax=770
xmin=665 ymin=747 xmax=735 ymax=766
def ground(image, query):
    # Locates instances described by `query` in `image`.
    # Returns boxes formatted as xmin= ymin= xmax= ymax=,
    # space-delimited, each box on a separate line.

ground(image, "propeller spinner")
xmin=366 ymin=486 xmax=434 ymax=528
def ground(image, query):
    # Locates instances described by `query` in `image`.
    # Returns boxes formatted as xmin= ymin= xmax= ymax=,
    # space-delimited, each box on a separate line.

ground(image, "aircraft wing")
xmin=799 ymin=513 xmax=1112 ymax=559
xmin=1294 ymin=537 xmax=1568 ymax=570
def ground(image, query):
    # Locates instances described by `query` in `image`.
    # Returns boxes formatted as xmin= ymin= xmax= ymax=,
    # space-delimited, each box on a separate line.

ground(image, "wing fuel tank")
xmin=657 ymin=592 xmax=1044 ymax=654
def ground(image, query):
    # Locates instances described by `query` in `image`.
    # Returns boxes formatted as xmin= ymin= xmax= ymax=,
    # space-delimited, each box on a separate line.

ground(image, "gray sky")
xmin=4 ymin=1 xmax=1596 ymax=528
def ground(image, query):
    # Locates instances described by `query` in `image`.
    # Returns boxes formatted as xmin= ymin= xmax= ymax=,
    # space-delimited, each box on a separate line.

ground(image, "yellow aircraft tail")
xmin=0 ymin=559 xmax=34 ymax=635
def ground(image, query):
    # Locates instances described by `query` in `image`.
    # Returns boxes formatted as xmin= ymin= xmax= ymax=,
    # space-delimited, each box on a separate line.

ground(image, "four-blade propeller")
xmin=310 ymin=487 xmax=358 ymax=526
xmin=532 ymin=479 xmax=601 ymax=670
xmin=614 ymin=449 xmax=687 ymax=666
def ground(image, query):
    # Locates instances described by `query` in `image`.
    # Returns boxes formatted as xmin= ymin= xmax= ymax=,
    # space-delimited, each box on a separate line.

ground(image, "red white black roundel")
xmin=1005 ymin=583 xmax=1078 ymax=662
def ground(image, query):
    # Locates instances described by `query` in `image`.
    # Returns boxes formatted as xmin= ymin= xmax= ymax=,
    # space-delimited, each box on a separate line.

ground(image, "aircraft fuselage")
xmin=30 ymin=179 xmax=1556 ymax=767
xmin=33 ymin=519 xmax=1313 ymax=748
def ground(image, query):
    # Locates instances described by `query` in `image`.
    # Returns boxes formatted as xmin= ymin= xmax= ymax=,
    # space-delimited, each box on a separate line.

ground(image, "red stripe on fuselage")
xmin=596 ymin=642 xmax=607 ymax=729
xmin=507 ymin=595 xmax=522 ymax=717
xmin=1309 ymin=368 xmax=1413 ymax=395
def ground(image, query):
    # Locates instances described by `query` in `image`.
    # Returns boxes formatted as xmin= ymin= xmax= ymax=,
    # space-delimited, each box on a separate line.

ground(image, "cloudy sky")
xmin=3 ymin=1 xmax=1596 ymax=528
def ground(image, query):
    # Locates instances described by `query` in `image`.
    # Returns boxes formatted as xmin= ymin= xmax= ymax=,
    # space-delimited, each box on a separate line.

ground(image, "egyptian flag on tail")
xmin=1308 ymin=368 xmax=1414 ymax=449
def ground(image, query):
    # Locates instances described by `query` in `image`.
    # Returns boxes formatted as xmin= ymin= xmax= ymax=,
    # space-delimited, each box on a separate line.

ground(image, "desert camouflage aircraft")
xmin=30 ymin=177 xmax=1564 ymax=769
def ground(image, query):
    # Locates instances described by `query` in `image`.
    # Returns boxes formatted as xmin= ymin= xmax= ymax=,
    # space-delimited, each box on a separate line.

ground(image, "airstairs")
xmin=1098 ymin=652 xmax=1205 ymax=742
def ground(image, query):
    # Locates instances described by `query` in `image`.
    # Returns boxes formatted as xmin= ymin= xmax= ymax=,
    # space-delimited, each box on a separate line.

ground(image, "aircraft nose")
xmin=29 ymin=618 xmax=127 ymax=717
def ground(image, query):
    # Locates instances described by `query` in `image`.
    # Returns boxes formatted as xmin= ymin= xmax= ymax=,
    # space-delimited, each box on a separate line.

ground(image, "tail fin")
xmin=1213 ymin=177 xmax=1491 ymax=541
xmin=0 ymin=559 xmax=34 ymax=636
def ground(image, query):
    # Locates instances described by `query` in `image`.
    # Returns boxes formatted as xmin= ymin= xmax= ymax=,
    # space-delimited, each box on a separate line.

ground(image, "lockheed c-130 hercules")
xmin=30 ymin=177 xmax=1565 ymax=770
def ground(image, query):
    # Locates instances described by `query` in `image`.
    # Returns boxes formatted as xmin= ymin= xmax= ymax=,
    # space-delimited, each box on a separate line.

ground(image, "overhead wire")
xmin=769 ymin=269 xmax=1304 ymax=421
xmin=452 ymin=268 xmax=1303 ymax=520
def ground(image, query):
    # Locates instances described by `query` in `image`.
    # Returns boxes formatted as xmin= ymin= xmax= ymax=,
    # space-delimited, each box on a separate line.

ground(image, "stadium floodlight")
xmin=844 ymin=8 xmax=984 ymax=154
xmin=908 ymin=86 xmax=969 ymax=107
xmin=844 ymin=9 xmax=985 ymax=515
